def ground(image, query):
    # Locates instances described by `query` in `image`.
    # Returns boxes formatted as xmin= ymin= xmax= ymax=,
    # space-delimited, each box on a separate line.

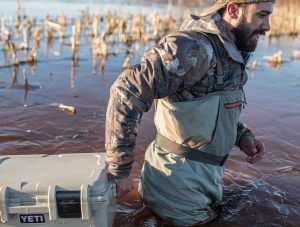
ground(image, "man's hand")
xmin=239 ymin=136 xmax=265 ymax=164
xmin=114 ymin=178 xmax=134 ymax=199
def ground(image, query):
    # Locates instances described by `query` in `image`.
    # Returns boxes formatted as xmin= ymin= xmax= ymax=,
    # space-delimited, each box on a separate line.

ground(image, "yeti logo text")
xmin=19 ymin=214 xmax=45 ymax=223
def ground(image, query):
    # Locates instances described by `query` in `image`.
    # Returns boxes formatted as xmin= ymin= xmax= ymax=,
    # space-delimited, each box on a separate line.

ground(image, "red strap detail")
xmin=224 ymin=101 xmax=243 ymax=109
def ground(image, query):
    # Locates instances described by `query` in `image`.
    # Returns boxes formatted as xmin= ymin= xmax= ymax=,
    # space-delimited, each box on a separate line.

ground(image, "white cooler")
xmin=0 ymin=153 xmax=116 ymax=227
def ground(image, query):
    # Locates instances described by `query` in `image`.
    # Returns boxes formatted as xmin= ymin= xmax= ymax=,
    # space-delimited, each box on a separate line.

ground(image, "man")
xmin=105 ymin=0 xmax=275 ymax=226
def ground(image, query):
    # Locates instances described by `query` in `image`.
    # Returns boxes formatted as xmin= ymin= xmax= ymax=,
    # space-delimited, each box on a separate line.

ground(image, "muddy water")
xmin=1 ymin=1 xmax=300 ymax=226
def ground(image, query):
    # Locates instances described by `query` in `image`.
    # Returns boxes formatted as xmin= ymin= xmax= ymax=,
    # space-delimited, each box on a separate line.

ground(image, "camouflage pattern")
xmin=105 ymin=13 xmax=253 ymax=179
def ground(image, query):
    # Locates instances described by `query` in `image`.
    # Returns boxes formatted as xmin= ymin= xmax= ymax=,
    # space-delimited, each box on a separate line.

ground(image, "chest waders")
xmin=139 ymin=33 xmax=245 ymax=226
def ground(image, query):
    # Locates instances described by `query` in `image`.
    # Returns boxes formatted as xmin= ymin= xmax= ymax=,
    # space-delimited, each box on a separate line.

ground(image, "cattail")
xmin=1 ymin=17 xmax=6 ymax=33
xmin=118 ymin=15 xmax=126 ymax=42
xmin=26 ymin=46 xmax=37 ymax=63
xmin=8 ymin=40 xmax=19 ymax=65
xmin=82 ymin=7 xmax=90 ymax=31
xmin=70 ymin=25 xmax=80 ymax=60
xmin=57 ymin=12 xmax=66 ymax=38
xmin=132 ymin=14 xmax=142 ymax=41
xmin=44 ymin=15 xmax=50 ymax=27
xmin=251 ymin=60 xmax=257 ymax=72
xmin=44 ymin=16 xmax=54 ymax=46
xmin=92 ymin=36 xmax=101 ymax=57
xmin=266 ymin=51 xmax=283 ymax=64
xmin=76 ymin=18 xmax=81 ymax=35
xmin=122 ymin=57 xmax=130 ymax=69
xmin=166 ymin=15 xmax=175 ymax=33
xmin=143 ymin=32 xmax=149 ymax=45
xmin=14 ymin=13 xmax=21 ymax=31
xmin=33 ymin=27 xmax=40 ymax=48
xmin=92 ymin=13 xmax=98 ymax=38
xmin=57 ymin=11 xmax=66 ymax=27
xmin=101 ymin=34 xmax=108 ymax=58
xmin=291 ymin=50 xmax=300 ymax=61
xmin=19 ymin=28 xmax=29 ymax=50
xmin=106 ymin=17 xmax=116 ymax=35
xmin=99 ymin=57 xmax=106 ymax=75
xmin=47 ymin=21 xmax=62 ymax=31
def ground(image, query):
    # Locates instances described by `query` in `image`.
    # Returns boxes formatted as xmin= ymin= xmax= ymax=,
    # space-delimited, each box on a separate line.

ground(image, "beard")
xmin=231 ymin=15 xmax=265 ymax=52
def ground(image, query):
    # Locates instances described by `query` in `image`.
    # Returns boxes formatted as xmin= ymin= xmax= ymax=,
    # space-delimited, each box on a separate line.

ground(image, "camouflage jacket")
xmin=105 ymin=13 xmax=254 ymax=179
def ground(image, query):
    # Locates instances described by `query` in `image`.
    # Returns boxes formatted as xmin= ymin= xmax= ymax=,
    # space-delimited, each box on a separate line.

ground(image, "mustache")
xmin=231 ymin=27 xmax=266 ymax=36
xmin=253 ymin=29 xmax=266 ymax=36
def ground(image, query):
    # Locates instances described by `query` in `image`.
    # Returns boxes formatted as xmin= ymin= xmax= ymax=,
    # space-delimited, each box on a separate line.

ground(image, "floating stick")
xmin=50 ymin=103 xmax=76 ymax=114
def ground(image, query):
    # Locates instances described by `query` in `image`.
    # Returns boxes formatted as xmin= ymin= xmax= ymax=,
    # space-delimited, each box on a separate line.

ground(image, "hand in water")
xmin=114 ymin=178 xmax=134 ymax=199
xmin=240 ymin=136 xmax=265 ymax=164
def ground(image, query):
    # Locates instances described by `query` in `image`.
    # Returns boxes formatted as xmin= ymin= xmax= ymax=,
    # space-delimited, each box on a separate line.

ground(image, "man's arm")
xmin=105 ymin=32 xmax=215 ymax=179
xmin=235 ymin=122 xmax=254 ymax=146
xmin=236 ymin=122 xmax=265 ymax=163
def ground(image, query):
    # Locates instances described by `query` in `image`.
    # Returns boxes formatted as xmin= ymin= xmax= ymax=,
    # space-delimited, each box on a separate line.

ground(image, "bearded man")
xmin=105 ymin=0 xmax=276 ymax=226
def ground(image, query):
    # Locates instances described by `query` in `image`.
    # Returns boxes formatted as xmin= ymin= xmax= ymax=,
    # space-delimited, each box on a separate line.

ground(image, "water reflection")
xmin=10 ymin=66 xmax=19 ymax=86
xmin=22 ymin=69 xmax=29 ymax=105
xmin=92 ymin=55 xmax=107 ymax=76
xmin=70 ymin=59 xmax=76 ymax=89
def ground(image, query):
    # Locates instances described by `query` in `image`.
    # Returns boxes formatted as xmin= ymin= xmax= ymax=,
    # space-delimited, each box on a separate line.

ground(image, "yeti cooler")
xmin=0 ymin=153 xmax=116 ymax=227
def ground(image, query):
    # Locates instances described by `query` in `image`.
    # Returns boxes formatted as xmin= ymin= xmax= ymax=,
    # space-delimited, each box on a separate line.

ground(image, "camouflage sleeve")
xmin=105 ymin=32 xmax=215 ymax=179
xmin=235 ymin=122 xmax=255 ymax=147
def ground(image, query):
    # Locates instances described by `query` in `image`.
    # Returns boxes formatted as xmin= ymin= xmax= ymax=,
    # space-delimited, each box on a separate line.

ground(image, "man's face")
xmin=231 ymin=2 xmax=274 ymax=52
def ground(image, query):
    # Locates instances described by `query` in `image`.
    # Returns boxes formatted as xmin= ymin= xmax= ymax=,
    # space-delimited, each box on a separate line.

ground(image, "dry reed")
xmin=268 ymin=0 xmax=300 ymax=38
xmin=1 ymin=0 xmax=300 ymax=72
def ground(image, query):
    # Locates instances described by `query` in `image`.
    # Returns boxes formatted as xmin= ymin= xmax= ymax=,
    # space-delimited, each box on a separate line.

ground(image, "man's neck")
xmin=221 ymin=14 xmax=236 ymax=43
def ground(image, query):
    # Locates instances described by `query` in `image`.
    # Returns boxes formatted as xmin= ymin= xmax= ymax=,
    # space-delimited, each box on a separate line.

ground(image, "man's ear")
xmin=226 ymin=2 xmax=239 ymax=19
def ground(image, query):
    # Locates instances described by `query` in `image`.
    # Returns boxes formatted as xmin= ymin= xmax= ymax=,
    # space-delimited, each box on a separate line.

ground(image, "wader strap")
xmin=155 ymin=133 xmax=228 ymax=166
xmin=201 ymin=33 xmax=224 ymax=91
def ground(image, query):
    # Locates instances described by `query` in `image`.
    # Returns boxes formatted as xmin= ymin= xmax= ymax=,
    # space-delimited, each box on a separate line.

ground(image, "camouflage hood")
xmin=180 ymin=13 xmax=247 ymax=64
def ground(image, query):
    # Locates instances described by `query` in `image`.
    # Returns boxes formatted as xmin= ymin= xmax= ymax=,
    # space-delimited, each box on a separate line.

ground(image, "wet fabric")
xmin=139 ymin=141 xmax=223 ymax=226
xmin=105 ymin=12 xmax=254 ymax=226
xmin=105 ymin=13 xmax=252 ymax=179
xmin=140 ymin=90 xmax=244 ymax=226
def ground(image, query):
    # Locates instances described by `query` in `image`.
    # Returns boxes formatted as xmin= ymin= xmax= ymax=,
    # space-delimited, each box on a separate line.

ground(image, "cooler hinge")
xmin=80 ymin=184 xmax=91 ymax=220
xmin=0 ymin=186 xmax=8 ymax=222
xmin=48 ymin=185 xmax=58 ymax=220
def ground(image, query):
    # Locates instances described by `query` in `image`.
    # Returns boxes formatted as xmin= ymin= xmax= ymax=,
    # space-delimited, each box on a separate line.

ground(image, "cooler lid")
xmin=0 ymin=153 xmax=109 ymax=194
